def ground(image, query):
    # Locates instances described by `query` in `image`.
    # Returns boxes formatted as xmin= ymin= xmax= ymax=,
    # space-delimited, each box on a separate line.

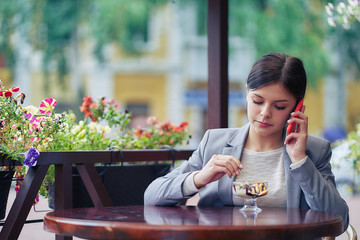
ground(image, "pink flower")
xmin=0 ymin=86 xmax=20 ymax=97
xmin=29 ymin=115 xmax=37 ymax=123
xmin=39 ymin=98 xmax=57 ymax=115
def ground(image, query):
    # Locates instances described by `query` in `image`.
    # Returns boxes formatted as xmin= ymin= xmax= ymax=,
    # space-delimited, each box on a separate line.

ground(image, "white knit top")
xmin=233 ymin=147 xmax=287 ymax=208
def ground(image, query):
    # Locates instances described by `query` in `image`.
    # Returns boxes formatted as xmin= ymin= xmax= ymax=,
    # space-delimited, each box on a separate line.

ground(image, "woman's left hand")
xmin=284 ymin=105 xmax=308 ymax=163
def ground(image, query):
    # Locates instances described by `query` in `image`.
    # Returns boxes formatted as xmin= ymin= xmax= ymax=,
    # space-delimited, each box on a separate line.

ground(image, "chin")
xmin=252 ymin=124 xmax=281 ymax=137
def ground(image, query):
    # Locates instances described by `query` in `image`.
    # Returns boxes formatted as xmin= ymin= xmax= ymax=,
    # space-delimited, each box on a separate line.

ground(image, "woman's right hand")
xmin=193 ymin=154 xmax=243 ymax=189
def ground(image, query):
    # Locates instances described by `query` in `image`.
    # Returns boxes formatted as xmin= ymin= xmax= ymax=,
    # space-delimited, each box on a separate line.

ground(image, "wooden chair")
xmin=322 ymin=223 xmax=357 ymax=240
xmin=346 ymin=224 xmax=358 ymax=240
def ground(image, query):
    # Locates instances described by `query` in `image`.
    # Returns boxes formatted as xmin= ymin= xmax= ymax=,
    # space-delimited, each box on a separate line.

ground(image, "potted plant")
xmin=0 ymin=84 xmax=62 ymax=212
xmin=342 ymin=124 xmax=360 ymax=193
xmin=0 ymin=81 xmax=191 ymax=210
xmin=331 ymin=123 xmax=360 ymax=196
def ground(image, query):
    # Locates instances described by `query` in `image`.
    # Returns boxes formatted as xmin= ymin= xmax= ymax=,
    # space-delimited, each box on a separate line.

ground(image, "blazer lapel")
xmin=218 ymin=124 xmax=250 ymax=205
xmin=283 ymin=145 xmax=301 ymax=208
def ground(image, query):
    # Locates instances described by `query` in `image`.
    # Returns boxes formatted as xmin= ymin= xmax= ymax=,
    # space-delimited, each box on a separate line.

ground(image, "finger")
xmin=296 ymin=115 xmax=308 ymax=133
xmin=301 ymin=105 xmax=306 ymax=113
xmin=214 ymin=159 xmax=237 ymax=177
xmin=287 ymin=117 xmax=303 ymax=126
xmin=214 ymin=164 xmax=233 ymax=178
xmin=209 ymin=158 xmax=235 ymax=177
xmin=284 ymin=133 xmax=298 ymax=145
xmin=225 ymin=161 xmax=239 ymax=176
xmin=223 ymin=155 xmax=242 ymax=169
xmin=216 ymin=155 xmax=242 ymax=173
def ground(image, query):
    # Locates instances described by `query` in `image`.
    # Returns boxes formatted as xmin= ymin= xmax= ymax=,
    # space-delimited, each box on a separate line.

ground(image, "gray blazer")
xmin=144 ymin=123 xmax=349 ymax=230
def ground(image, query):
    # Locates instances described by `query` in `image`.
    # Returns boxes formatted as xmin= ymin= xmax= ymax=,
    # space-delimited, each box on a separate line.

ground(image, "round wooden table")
xmin=43 ymin=206 xmax=344 ymax=240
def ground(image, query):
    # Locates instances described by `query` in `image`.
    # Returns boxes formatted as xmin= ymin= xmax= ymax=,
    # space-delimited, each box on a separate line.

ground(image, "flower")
xmin=325 ymin=0 xmax=360 ymax=29
xmin=39 ymin=98 xmax=57 ymax=115
xmin=119 ymin=116 xmax=190 ymax=149
xmin=23 ymin=146 xmax=40 ymax=167
xmin=0 ymin=81 xmax=191 ymax=201
xmin=79 ymin=95 xmax=95 ymax=118
xmin=0 ymin=86 xmax=19 ymax=97
xmin=0 ymin=82 xmax=65 ymax=203
xmin=330 ymin=123 xmax=360 ymax=195
xmin=14 ymin=172 xmax=40 ymax=205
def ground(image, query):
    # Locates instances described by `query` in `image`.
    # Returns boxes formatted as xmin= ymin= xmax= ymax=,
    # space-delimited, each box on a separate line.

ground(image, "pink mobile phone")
xmin=286 ymin=99 xmax=304 ymax=134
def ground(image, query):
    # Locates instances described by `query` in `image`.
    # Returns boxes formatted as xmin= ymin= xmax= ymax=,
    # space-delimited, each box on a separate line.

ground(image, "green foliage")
xmin=33 ymin=0 xmax=90 ymax=87
xmin=329 ymin=21 xmax=360 ymax=78
xmin=0 ymin=1 xmax=26 ymax=72
xmin=0 ymin=89 xmax=62 ymax=162
xmin=0 ymin=0 xmax=337 ymax=89
xmin=118 ymin=117 xmax=190 ymax=150
xmin=0 ymin=84 xmax=190 ymax=200
xmin=90 ymin=0 xmax=164 ymax=59
xmin=347 ymin=123 xmax=360 ymax=164
xmin=0 ymin=0 xmax=168 ymax=85
xmin=229 ymin=0 xmax=329 ymax=88
xmin=342 ymin=123 xmax=360 ymax=192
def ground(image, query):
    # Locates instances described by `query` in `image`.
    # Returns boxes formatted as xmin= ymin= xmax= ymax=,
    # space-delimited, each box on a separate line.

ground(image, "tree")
xmin=0 ymin=0 xmax=168 ymax=88
xmin=229 ymin=0 xmax=329 ymax=88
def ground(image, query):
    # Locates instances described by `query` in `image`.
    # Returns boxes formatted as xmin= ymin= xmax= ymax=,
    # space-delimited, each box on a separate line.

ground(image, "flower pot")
xmin=48 ymin=163 xmax=171 ymax=209
xmin=0 ymin=169 xmax=14 ymax=220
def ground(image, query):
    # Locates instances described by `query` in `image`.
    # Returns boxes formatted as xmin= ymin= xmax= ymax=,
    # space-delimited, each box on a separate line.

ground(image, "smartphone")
xmin=286 ymin=99 xmax=304 ymax=134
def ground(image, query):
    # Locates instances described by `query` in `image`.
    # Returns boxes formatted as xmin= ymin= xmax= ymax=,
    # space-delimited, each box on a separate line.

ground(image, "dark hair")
xmin=246 ymin=52 xmax=307 ymax=101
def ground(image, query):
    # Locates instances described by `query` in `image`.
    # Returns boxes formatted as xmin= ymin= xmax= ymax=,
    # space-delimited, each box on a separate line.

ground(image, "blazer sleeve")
xmin=144 ymin=130 xmax=210 ymax=206
xmin=289 ymin=137 xmax=349 ymax=231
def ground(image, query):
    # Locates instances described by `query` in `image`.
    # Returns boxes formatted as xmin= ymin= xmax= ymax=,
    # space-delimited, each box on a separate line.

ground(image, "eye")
xmin=252 ymin=99 xmax=263 ymax=105
xmin=275 ymin=105 xmax=286 ymax=110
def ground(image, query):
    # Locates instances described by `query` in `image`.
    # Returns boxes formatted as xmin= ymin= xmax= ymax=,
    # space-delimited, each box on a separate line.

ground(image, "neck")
xmin=245 ymin=127 xmax=284 ymax=152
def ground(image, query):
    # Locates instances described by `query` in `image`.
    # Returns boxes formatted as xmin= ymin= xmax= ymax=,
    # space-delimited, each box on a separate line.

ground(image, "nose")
xmin=260 ymin=104 xmax=272 ymax=118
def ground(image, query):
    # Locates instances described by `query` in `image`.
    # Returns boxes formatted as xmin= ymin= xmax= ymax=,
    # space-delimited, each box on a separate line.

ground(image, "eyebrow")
xmin=251 ymin=93 xmax=289 ymax=103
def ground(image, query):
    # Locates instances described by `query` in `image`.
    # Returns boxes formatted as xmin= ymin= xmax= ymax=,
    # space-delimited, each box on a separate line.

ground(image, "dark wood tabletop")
xmin=43 ymin=205 xmax=344 ymax=240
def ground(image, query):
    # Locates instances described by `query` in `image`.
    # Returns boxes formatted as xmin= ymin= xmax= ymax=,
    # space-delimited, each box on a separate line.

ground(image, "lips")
xmin=256 ymin=121 xmax=272 ymax=128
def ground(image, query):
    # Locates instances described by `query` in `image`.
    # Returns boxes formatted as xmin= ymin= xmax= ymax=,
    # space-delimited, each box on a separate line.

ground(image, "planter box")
xmin=48 ymin=163 xmax=171 ymax=208
xmin=0 ymin=169 xmax=14 ymax=220
xmin=0 ymin=149 xmax=193 ymax=240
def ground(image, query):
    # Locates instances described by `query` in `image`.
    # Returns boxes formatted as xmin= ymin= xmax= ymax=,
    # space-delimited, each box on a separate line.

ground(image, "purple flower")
xmin=23 ymin=146 xmax=40 ymax=167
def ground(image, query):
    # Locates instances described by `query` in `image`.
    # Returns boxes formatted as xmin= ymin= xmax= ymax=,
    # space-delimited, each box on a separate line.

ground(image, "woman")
xmin=144 ymin=52 xmax=349 ymax=230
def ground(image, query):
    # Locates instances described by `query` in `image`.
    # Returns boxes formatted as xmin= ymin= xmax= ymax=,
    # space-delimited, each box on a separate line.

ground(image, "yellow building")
xmin=2 ymin=3 xmax=360 ymax=146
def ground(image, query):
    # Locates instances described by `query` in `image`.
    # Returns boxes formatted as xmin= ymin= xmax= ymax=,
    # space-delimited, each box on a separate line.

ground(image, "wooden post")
xmin=207 ymin=0 xmax=229 ymax=129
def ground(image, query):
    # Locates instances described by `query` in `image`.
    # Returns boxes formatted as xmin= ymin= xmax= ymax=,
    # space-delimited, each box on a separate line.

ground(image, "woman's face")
xmin=246 ymin=82 xmax=297 ymax=138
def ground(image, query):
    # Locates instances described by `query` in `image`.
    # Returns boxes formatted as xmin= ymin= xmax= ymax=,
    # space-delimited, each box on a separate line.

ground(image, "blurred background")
xmin=1 ymin=0 xmax=360 ymax=145
xmin=0 ymin=0 xmax=360 ymax=188
xmin=1 ymin=0 xmax=360 ymax=238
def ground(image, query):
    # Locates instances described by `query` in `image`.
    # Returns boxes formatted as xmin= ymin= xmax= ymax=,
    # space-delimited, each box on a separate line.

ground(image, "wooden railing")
xmin=0 ymin=149 xmax=194 ymax=240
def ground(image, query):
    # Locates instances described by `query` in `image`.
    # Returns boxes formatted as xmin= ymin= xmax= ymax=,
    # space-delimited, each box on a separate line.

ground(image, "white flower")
xmin=103 ymin=125 xmax=111 ymax=133
xmin=326 ymin=1 xmax=360 ymax=29
xmin=348 ymin=0 xmax=359 ymax=7
xmin=95 ymin=124 xmax=111 ymax=134
xmin=88 ymin=122 xmax=97 ymax=131
xmin=24 ymin=105 xmax=39 ymax=115
xmin=79 ymin=120 xmax=85 ymax=128
xmin=327 ymin=17 xmax=337 ymax=27
xmin=342 ymin=15 xmax=351 ymax=28
xmin=71 ymin=125 xmax=82 ymax=135
xmin=79 ymin=129 xmax=86 ymax=138
xmin=337 ymin=2 xmax=347 ymax=14
xmin=326 ymin=3 xmax=334 ymax=15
